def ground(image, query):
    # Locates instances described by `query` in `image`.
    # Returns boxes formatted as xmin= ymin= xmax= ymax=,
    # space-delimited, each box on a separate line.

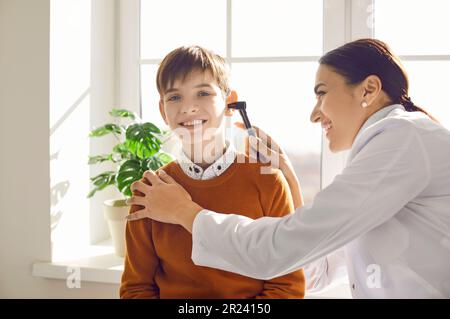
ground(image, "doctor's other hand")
xmin=125 ymin=170 xmax=203 ymax=232
xmin=235 ymin=122 xmax=303 ymax=209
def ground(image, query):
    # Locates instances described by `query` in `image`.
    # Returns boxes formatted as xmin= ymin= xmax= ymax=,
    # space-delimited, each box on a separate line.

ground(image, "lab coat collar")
xmin=353 ymin=104 xmax=405 ymax=148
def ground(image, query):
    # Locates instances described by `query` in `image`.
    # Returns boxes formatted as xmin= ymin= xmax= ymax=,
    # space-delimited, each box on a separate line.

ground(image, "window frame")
xmin=131 ymin=0 xmax=373 ymax=190
xmin=117 ymin=0 xmax=450 ymax=202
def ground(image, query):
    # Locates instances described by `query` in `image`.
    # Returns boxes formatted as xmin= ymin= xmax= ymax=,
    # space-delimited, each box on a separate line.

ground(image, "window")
xmin=374 ymin=0 xmax=450 ymax=129
xmin=140 ymin=0 xmax=323 ymax=204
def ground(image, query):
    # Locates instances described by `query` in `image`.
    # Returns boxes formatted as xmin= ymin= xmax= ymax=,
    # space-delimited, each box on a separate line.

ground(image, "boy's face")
xmin=159 ymin=69 xmax=234 ymax=145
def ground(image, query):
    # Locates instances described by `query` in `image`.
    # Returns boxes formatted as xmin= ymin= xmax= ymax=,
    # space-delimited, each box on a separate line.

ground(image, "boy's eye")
xmin=167 ymin=95 xmax=180 ymax=102
xmin=198 ymin=91 xmax=211 ymax=97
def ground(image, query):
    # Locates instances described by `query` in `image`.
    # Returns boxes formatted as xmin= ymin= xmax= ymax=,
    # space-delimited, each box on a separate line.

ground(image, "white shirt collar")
xmin=177 ymin=141 xmax=237 ymax=180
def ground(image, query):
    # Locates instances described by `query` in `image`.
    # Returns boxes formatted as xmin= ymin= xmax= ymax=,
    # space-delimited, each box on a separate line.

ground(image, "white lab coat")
xmin=191 ymin=104 xmax=450 ymax=298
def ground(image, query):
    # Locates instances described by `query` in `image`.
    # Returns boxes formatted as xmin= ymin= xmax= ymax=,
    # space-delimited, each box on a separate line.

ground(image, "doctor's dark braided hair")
xmin=320 ymin=38 xmax=437 ymax=121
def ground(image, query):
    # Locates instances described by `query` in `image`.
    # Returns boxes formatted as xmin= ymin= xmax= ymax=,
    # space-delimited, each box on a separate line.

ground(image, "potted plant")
xmin=88 ymin=108 xmax=173 ymax=257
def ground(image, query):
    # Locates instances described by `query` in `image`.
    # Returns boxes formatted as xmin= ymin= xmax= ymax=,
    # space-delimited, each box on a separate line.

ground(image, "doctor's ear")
xmin=360 ymin=75 xmax=382 ymax=107
xmin=225 ymin=90 xmax=238 ymax=116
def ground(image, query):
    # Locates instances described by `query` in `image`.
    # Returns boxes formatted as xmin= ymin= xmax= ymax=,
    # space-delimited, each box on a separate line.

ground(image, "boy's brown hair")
xmin=156 ymin=45 xmax=231 ymax=98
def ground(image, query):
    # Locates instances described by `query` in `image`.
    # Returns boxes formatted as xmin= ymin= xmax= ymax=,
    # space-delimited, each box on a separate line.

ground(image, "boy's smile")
xmin=178 ymin=118 xmax=207 ymax=128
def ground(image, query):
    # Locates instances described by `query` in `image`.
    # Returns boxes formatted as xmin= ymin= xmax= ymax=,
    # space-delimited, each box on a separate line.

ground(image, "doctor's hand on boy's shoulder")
xmin=125 ymin=170 xmax=203 ymax=232
xmin=235 ymin=122 xmax=303 ymax=209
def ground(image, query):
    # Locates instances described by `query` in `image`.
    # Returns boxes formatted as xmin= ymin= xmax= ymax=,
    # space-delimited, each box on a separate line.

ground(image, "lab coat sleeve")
xmin=191 ymin=122 xmax=431 ymax=280
xmin=304 ymin=248 xmax=348 ymax=294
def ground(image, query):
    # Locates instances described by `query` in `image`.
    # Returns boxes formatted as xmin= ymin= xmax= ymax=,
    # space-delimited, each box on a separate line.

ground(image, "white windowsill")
xmin=33 ymin=239 xmax=124 ymax=285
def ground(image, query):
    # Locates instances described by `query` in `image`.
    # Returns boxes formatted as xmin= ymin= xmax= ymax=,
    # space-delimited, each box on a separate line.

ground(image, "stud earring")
xmin=361 ymin=101 xmax=368 ymax=108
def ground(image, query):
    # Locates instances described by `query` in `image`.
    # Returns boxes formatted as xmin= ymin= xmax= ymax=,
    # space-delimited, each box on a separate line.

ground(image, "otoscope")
xmin=227 ymin=101 xmax=256 ymax=137
xmin=228 ymin=100 xmax=267 ymax=162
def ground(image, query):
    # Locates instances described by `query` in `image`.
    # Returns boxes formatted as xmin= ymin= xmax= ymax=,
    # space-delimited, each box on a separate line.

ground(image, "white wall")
xmin=0 ymin=0 xmax=118 ymax=298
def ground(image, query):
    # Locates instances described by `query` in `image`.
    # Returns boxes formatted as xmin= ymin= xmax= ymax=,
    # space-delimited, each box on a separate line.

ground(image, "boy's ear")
xmin=225 ymin=90 xmax=238 ymax=116
xmin=159 ymin=100 xmax=169 ymax=125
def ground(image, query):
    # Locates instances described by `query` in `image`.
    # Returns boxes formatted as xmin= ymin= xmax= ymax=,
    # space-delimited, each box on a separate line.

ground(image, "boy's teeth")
xmin=182 ymin=120 xmax=204 ymax=126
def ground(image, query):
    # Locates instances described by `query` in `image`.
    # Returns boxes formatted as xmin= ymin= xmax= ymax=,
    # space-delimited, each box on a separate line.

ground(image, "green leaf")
xmin=87 ymin=188 xmax=97 ymax=198
xmin=117 ymin=159 xmax=144 ymax=197
xmin=109 ymin=109 xmax=137 ymax=120
xmin=89 ymin=124 xmax=122 ymax=137
xmin=125 ymin=123 xmax=162 ymax=159
xmin=147 ymin=157 xmax=163 ymax=171
xmin=87 ymin=171 xmax=116 ymax=198
xmin=143 ymin=122 xmax=162 ymax=134
xmin=90 ymin=171 xmax=116 ymax=186
xmin=87 ymin=182 xmax=114 ymax=198
xmin=88 ymin=154 xmax=113 ymax=165
xmin=113 ymin=143 xmax=129 ymax=154
xmin=141 ymin=152 xmax=173 ymax=171
xmin=112 ymin=143 xmax=130 ymax=161
xmin=141 ymin=158 xmax=151 ymax=171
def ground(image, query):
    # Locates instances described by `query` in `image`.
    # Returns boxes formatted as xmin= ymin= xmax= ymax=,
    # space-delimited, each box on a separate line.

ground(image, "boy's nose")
xmin=180 ymin=103 xmax=199 ymax=114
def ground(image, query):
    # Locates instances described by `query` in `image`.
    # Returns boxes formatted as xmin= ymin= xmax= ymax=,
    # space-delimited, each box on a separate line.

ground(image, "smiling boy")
xmin=120 ymin=46 xmax=305 ymax=299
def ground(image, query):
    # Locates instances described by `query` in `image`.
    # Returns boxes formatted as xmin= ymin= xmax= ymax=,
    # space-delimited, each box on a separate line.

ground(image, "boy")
xmin=120 ymin=46 xmax=305 ymax=299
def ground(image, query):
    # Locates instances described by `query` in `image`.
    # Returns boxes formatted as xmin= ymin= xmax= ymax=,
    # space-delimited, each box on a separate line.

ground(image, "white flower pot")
xmin=103 ymin=199 xmax=129 ymax=258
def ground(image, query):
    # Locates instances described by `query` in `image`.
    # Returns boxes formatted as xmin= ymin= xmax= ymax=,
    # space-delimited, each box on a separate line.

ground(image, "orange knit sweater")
xmin=120 ymin=156 xmax=305 ymax=299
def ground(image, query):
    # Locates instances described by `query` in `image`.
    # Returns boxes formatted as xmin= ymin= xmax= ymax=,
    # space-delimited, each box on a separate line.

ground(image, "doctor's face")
xmin=310 ymin=65 xmax=367 ymax=152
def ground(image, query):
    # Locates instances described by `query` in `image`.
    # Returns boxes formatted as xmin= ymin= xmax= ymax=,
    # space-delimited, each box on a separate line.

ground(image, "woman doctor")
xmin=126 ymin=39 xmax=450 ymax=298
